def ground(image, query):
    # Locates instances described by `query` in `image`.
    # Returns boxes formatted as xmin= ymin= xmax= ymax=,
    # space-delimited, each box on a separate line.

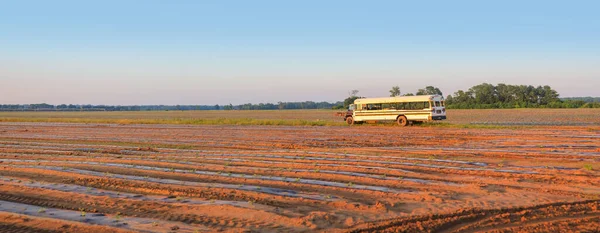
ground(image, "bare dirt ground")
xmin=0 ymin=120 xmax=598 ymax=232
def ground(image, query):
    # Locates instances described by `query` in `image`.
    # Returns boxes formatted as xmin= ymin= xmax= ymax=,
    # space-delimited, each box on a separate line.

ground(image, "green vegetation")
xmin=0 ymin=117 xmax=346 ymax=126
xmin=79 ymin=208 xmax=86 ymax=217
xmin=3 ymin=84 xmax=599 ymax=113
xmin=2 ymin=105 xmax=599 ymax=127
xmin=389 ymin=86 xmax=401 ymax=97
xmin=416 ymin=86 xmax=443 ymax=96
xmin=238 ymin=101 xmax=342 ymax=110
xmin=445 ymin=83 xmax=600 ymax=109
xmin=343 ymin=90 xmax=361 ymax=109
xmin=389 ymin=85 xmax=441 ymax=97
xmin=0 ymin=101 xmax=343 ymax=111
xmin=562 ymin=97 xmax=600 ymax=103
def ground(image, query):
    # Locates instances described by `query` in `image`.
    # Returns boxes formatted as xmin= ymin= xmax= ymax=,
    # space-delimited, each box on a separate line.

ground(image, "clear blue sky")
xmin=1 ymin=0 xmax=599 ymax=105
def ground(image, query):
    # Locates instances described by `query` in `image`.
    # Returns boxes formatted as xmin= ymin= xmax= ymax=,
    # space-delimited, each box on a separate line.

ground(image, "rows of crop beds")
xmin=0 ymin=122 xmax=598 ymax=232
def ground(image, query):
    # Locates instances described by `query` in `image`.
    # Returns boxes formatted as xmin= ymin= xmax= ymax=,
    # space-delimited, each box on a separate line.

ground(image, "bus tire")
xmin=346 ymin=117 xmax=355 ymax=125
xmin=396 ymin=115 xmax=408 ymax=126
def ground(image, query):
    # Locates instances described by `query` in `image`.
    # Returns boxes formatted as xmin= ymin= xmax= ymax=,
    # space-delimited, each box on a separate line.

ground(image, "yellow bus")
xmin=344 ymin=95 xmax=446 ymax=126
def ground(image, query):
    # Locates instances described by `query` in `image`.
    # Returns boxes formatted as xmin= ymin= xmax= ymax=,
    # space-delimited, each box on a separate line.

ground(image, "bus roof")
xmin=354 ymin=95 xmax=444 ymax=105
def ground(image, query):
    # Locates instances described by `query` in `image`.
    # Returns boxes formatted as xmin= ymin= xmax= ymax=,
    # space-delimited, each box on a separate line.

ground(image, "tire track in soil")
xmin=347 ymin=199 xmax=600 ymax=233
xmin=456 ymin=214 xmax=600 ymax=233
xmin=489 ymin=216 xmax=600 ymax=233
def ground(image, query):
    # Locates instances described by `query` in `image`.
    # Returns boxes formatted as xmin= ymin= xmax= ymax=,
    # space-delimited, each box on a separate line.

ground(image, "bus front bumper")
xmin=432 ymin=116 xmax=447 ymax=120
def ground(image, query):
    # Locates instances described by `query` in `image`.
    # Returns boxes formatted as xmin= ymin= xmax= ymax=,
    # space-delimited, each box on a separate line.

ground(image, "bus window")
xmin=435 ymin=101 xmax=441 ymax=107
xmin=382 ymin=103 xmax=395 ymax=110
xmin=408 ymin=102 xmax=416 ymax=110
xmin=414 ymin=102 xmax=428 ymax=109
xmin=411 ymin=102 xmax=419 ymax=110
xmin=396 ymin=102 xmax=405 ymax=110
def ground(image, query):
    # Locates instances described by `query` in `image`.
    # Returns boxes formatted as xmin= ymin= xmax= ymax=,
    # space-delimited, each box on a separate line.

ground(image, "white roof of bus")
xmin=354 ymin=95 xmax=443 ymax=105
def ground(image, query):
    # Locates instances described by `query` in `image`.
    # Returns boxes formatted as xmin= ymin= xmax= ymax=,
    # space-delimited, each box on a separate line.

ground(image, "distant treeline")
xmin=445 ymin=83 xmax=600 ymax=109
xmin=231 ymin=101 xmax=343 ymax=110
xmin=0 ymin=101 xmax=344 ymax=112
xmin=561 ymin=97 xmax=600 ymax=103
xmin=2 ymin=83 xmax=599 ymax=111
xmin=0 ymin=104 xmax=216 ymax=111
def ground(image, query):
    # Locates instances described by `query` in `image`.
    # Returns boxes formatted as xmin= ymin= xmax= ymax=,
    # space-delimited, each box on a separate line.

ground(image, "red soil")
xmin=0 ymin=122 xmax=598 ymax=232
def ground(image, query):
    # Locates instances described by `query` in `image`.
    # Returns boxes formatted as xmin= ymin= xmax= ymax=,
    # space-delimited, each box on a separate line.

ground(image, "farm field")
xmin=1 ymin=108 xmax=600 ymax=126
xmin=0 ymin=116 xmax=598 ymax=232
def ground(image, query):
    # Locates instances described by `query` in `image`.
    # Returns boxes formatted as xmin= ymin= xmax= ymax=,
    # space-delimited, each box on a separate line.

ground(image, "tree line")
xmin=223 ymin=101 xmax=343 ymax=110
xmin=342 ymin=83 xmax=599 ymax=109
xmin=0 ymin=104 xmax=218 ymax=111
xmin=0 ymin=101 xmax=344 ymax=111
xmin=445 ymin=83 xmax=600 ymax=108
xmin=2 ymin=83 xmax=598 ymax=111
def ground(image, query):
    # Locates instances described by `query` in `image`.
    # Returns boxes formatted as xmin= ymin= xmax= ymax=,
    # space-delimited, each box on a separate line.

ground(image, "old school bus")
xmin=344 ymin=95 xmax=446 ymax=126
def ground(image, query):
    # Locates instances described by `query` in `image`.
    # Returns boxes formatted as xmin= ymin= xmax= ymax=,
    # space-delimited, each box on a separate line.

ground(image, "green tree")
xmin=495 ymin=83 xmax=513 ymax=103
xmin=416 ymin=86 xmax=443 ymax=96
xmin=344 ymin=90 xmax=361 ymax=108
xmin=540 ymin=85 xmax=559 ymax=105
xmin=389 ymin=86 xmax=401 ymax=97
xmin=445 ymin=95 xmax=454 ymax=105
xmin=446 ymin=83 xmax=564 ymax=109
xmin=469 ymin=83 xmax=496 ymax=104
xmin=452 ymin=90 xmax=474 ymax=104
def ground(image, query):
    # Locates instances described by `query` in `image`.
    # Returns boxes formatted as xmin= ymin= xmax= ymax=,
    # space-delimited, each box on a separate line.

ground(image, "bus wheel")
xmin=396 ymin=116 xmax=408 ymax=126
xmin=346 ymin=117 xmax=355 ymax=125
